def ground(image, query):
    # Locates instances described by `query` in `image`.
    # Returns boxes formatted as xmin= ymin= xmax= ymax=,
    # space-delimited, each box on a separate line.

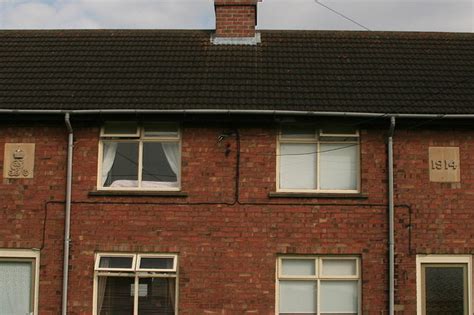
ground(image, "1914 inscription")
xmin=430 ymin=159 xmax=458 ymax=171
xmin=429 ymin=147 xmax=460 ymax=182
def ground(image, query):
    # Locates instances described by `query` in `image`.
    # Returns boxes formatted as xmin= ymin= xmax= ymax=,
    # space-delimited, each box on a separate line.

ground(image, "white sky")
xmin=0 ymin=0 xmax=472 ymax=32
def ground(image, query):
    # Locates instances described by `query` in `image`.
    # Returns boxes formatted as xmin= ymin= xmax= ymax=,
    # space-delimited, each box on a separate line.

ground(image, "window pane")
xmin=103 ymin=142 xmax=139 ymax=188
xmin=321 ymin=126 xmax=357 ymax=135
xmin=281 ymin=259 xmax=315 ymax=276
xmin=142 ymin=143 xmax=179 ymax=187
xmin=97 ymin=276 xmax=134 ymax=315
xmin=0 ymin=261 xmax=32 ymax=315
xmin=279 ymin=280 xmax=316 ymax=314
xmin=144 ymin=123 xmax=179 ymax=138
xmin=281 ymin=125 xmax=316 ymax=139
xmin=103 ymin=121 xmax=138 ymax=135
xmin=319 ymin=135 xmax=359 ymax=142
xmin=424 ymin=266 xmax=466 ymax=314
xmin=280 ymin=143 xmax=317 ymax=189
xmin=320 ymin=281 xmax=358 ymax=314
xmin=99 ymin=256 xmax=134 ymax=269
xmin=322 ymin=259 xmax=357 ymax=276
xmin=139 ymin=257 xmax=174 ymax=270
xmin=319 ymin=143 xmax=358 ymax=190
xmin=138 ymin=278 xmax=176 ymax=315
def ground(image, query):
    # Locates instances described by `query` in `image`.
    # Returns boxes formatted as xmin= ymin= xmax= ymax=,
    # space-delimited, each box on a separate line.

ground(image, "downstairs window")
xmin=0 ymin=249 xmax=39 ymax=315
xmin=277 ymin=256 xmax=360 ymax=315
xmin=94 ymin=253 xmax=178 ymax=315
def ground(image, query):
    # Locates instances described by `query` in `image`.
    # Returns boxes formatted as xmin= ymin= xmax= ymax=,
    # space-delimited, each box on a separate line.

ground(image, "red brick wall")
xmin=393 ymin=126 xmax=474 ymax=314
xmin=0 ymin=123 xmax=66 ymax=314
xmin=65 ymin=122 xmax=389 ymax=314
xmin=10 ymin=120 xmax=471 ymax=314
xmin=215 ymin=0 xmax=257 ymax=37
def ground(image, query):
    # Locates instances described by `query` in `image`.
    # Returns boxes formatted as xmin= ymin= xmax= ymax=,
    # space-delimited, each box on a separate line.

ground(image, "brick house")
xmin=0 ymin=0 xmax=473 ymax=314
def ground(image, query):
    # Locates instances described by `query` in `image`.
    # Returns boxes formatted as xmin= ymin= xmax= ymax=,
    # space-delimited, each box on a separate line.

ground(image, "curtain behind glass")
xmin=101 ymin=142 xmax=118 ymax=186
xmin=320 ymin=281 xmax=358 ymax=314
xmin=319 ymin=143 xmax=357 ymax=190
xmin=279 ymin=143 xmax=317 ymax=189
xmin=279 ymin=280 xmax=317 ymax=314
xmin=97 ymin=276 xmax=107 ymax=315
xmin=96 ymin=257 xmax=110 ymax=315
xmin=162 ymin=143 xmax=179 ymax=179
xmin=99 ymin=277 xmax=134 ymax=315
xmin=0 ymin=261 xmax=32 ymax=315
xmin=138 ymin=278 xmax=175 ymax=315
xmin=105 ymin=143 xmax=139 ymax=187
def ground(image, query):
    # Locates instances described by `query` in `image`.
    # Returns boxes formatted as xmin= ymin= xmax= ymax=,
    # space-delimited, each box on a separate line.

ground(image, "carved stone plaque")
xmin=429 ymin=147 xmax=460 ymax=182
xmin=3 ymin=143 xmax=35 ymax=179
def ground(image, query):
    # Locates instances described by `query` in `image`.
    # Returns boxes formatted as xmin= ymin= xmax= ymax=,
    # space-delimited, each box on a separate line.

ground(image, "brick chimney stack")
xmin=214 ymin=0 xmax=260 ymax=42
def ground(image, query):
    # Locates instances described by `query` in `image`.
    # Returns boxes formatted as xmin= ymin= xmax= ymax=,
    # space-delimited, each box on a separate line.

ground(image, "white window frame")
xmin=97 ymin=122 xmax=181 ymax=191
xmin=137 ymin=254 xmax=178 ymax=272
xmin=101 ymin=122 xmax=141 ymax=138
xmin=416 ymin=255 xmax=472 ymax=315
xmin=276 ymin=126 xmax=360 ymax=193
xmin=0 ymin=248 xmax=40 ymax=315
xmin=275 ymin=255 xmax=361 ymax=315
xmin=95 ymin=253 xmax=137 ymax=272
xmin=93 ymin=252 xmax=179 ymax=315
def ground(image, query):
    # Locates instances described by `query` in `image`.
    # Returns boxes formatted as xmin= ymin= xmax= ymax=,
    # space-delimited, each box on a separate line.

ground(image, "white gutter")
xmin=62 ymin=113 xmax=73 ymax=315
xmin=0 ymin=108 xmax=471 ymax=118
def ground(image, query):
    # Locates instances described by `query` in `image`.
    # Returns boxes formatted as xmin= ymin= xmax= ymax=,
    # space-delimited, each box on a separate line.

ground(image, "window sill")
xmin=89 ymin=190 xmax=188 ymax=197
xmin=268 ymin=192 xmax=368 ymax=199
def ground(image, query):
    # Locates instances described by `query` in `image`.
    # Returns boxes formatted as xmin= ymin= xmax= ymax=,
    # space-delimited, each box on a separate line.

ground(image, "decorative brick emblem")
xmin=3 ymin=143 xmax=35 ymax=179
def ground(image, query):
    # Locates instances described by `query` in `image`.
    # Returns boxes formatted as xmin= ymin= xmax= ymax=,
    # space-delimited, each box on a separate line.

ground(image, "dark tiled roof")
xmin=0 ymin=30 xmax=473 ymax=114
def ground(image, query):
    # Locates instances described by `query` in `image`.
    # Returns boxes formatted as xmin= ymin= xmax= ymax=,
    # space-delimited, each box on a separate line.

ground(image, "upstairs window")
xmin=99 ymin=122 xmax=181 ymax=190
xmin=277 ymin=125 xmax=359 ymax=192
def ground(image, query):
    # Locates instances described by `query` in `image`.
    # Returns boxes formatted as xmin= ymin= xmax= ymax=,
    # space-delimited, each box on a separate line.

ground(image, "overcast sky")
xmin=0 ymin=0 xmax=472 ymax=32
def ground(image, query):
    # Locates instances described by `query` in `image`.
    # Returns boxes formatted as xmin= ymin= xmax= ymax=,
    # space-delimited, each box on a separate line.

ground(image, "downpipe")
xmin=62 ymin=113 xmax=73 ymax=315
xmin=388 ymin=116 xmax=396 ymax=315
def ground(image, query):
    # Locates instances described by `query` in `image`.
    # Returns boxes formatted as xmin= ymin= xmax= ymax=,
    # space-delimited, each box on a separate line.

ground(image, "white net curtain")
xmin=0 ymin=261 xmax=32 ymax=315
